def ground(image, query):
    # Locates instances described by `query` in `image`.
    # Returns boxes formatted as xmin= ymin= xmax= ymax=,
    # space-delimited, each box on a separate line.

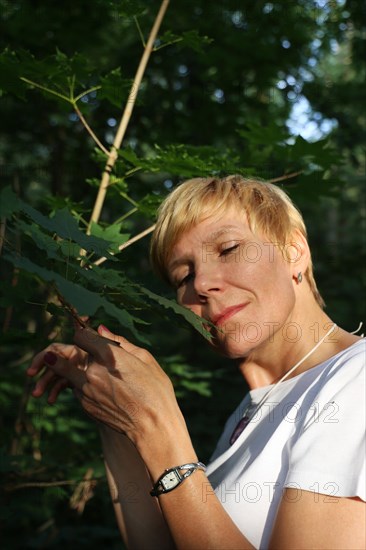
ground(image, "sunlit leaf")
xmin=90 ymin=222 xmax=130 ymax=253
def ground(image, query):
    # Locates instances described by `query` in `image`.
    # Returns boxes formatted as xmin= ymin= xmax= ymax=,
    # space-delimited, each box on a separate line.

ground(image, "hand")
xmin=27 ymin=341 xmax=88 ymax=404
xmin=34 ymin=325 xmax=180 ymax=447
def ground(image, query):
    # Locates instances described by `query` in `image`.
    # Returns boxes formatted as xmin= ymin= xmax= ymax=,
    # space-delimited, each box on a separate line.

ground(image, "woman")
xmin=28 ymin=176 xmax=365 ymax=549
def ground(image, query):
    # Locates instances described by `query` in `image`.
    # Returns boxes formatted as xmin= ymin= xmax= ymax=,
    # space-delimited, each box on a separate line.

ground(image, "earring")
xmin=297 ymin=271 xmax=303 ymax=284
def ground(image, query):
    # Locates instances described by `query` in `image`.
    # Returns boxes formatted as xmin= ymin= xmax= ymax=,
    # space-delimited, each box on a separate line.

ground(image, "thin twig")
xmin=69 ymin=468 xmax=95 ymax=515
xmin=269 ymin=170 xmax=303 ymax=183
xmin=21 ymin=77 xmax=107 ymax=154
xmin=86 ymin=0 xmax=170 ymax=234
xmin=119 ymin=192 xmax=139 ymax=207
xmin=134 ymin=16 xmax=146 ymax=47
xmin=55 ymin=289 xmax=88 ymax=328
xmin=74 ymin=105 xmax=109 ymax=155
xmin=20 ymin=77 xmax=70 ymax=102
xmin=93 ymin=224 xmax=156 ymax=266
xmin=5 ymin=478 xmax=101 ymax=491
xmin=74 ymin=85 xmax=101 ymax=104
xmin=153 ymin=37 xmax=183 ymax=51
xmin=114 ymin=207 xmax=138 ymax=223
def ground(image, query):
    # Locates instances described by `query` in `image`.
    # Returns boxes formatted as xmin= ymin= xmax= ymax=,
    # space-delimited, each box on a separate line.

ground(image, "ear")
xmin=284 ymin=230 xmax=310 ymax=283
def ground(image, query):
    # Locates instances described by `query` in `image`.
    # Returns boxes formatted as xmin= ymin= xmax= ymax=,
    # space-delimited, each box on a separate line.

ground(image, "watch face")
xmin=161 ymin=471 xmax=180 ymax=490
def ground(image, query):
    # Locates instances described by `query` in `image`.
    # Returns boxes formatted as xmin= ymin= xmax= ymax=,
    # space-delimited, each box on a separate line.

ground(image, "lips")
xmin=211 ymin=303 xmax=248 ymax=326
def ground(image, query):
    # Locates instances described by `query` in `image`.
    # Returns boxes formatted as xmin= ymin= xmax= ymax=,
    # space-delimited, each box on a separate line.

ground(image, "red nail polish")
xmin=99 ymin=324 xmax=111 ymax=333
xmin=44 ymin=351 xmax=57 ymax=366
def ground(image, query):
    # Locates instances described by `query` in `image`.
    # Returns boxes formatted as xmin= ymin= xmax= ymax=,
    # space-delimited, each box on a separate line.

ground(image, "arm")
xmin=270 ymin=490 xmax=365 ymax=549
xmin=39 ymin=326 xmax=255 ymax=549
xmin=39 ymin=326 xmax=365 ymax=549
xmin=99 ymin=425 xmax=174 ymax=549
xmin=28 ymin=338 xmax=174 ymax=550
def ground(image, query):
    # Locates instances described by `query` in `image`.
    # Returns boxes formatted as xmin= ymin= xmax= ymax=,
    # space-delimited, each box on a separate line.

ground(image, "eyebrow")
xmin=206 ymin=225 xmax=243 ymax=241
xmin=168 ymin=225 xmax=243 ymax=273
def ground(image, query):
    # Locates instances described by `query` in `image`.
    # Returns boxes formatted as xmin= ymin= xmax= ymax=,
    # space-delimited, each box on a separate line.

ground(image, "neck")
xmin=238 ymin=310 xmax=359 ymax=390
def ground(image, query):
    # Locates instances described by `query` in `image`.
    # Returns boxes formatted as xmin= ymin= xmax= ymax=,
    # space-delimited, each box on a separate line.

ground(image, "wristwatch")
xmin=150 ymin=462 xmax=206 ymax=497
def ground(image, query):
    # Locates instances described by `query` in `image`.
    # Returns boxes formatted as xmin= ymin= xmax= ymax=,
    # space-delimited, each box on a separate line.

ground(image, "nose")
xmin=193 ymin=264 xmax=223 ymax=298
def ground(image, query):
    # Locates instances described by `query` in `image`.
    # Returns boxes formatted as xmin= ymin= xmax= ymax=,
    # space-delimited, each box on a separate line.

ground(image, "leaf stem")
xmin=114 ymin=207 xmax=138 ymax=223
xmin=73 ymin=104 xmax=109 ymax=155
xmin=20 ymin=77 xmax=70 ymax=102
xmin=134 ymin=16 xmax=146 ymax=47
xmin=153 ymin=37 xmax=183 ymax=51
xmin=74 ymin=85 xmax=101 ymax=103
xmin=118 ymin=191 xmax=139 ymax=207
xmin=86 ymin=0 xmax=170 ymax=235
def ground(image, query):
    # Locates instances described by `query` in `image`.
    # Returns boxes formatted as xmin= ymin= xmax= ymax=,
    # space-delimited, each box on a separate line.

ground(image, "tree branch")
xmin=86 ymin=0 xmax=170 ymax=234
xmin=269 ymin=170 xmax=303 ymax=183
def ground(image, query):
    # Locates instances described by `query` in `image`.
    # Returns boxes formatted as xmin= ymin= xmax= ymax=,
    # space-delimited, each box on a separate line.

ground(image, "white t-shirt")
xmin=206 ymin=339 xmax=366 ymax=549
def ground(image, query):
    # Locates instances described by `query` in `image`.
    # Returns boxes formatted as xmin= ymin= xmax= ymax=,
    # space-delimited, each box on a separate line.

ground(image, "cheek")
xmin=231 ymin=250 xmax=295 ymax=309
xmin=177 ymin=286 xmax=198 ymax=309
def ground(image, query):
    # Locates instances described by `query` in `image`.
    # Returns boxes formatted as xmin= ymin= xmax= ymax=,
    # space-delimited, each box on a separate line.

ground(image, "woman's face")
xmin=168 ymin=206 xmax=299 ymax=358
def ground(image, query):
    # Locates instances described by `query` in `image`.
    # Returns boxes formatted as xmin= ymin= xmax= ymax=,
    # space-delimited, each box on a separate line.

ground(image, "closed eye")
xmin=177 ymin=271 xmax=195 ymax=288
xmin=220 ymin=243 xmax=240 ymax=257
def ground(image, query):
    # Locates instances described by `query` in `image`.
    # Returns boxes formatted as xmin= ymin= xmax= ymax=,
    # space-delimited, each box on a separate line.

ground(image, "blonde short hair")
xmin=150 ymin=175 xmax=324 ymax=307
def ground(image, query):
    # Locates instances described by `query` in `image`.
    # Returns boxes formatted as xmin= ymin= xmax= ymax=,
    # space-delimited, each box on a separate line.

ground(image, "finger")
xmin=72 ymin=316 xmax=89 ymax=330
xmin=32 ymin=368 xmax=58 ymax=397
xmin=73 ymin=388 xmax=126 ymax=434
xmin=73 ymin=325 xmax=121 ymax=361
xmin=99 ymin=325 xmax=159 ymax=367
xmin=97 ymin=325 xmax=141 ymax=354
xmin=43 ymin=351 xmax=87 ymax=388
xmin=47 ymin=378 xmax=71 ymax=404
xmin=28 ymin=343 xmax=78 ymax=377
xmin=28 ymin=349 xmax=50 ymax=377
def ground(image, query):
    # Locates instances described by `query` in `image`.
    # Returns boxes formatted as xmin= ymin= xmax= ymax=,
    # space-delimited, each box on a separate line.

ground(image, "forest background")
xmin=0 ymin=0 xmax=365 ymax=548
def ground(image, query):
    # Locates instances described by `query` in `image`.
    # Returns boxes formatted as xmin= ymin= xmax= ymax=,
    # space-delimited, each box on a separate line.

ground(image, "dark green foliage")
xmin=0 ymin=0 xmax=364 ymax=547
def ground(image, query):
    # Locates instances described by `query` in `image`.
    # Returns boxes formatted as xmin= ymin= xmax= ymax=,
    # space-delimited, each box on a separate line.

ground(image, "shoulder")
xmin=312 ymin=338 xmax=365 ymax=401
xmin=285 ymin=339 xmax=365 ymax=501
xmin=327 ymin=337 xmax=365 ymax=371
xmin=296 ymin=338 xmax=365 ymax=430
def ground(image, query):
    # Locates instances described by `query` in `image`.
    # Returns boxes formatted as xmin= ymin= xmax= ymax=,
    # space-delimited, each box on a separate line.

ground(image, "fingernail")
xmin=99 ymin=324 xmax=111 ymax=333
xmin=44 ymin=351 xmax=57 ymax=366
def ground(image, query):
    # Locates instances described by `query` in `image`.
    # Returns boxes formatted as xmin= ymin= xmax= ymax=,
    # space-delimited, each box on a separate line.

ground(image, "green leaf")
xmin=118 ymin=144 xmax=245 ymax=178
xmin=179 ymin=30 xmax=214 ymax=53
xmin=21 ymin=205 xmax=116 ymax=258
xmin=139 ymin=286 xmax=212 ymax=342
xmin=138 ymin=193 xmax=164 ymax=218
xmin=0 ymin=49 xmax=26 ymax=99
xmin=287 ymin=136 xmax=338 ymax=169
xmin=99 ymin=68 xmax=133 ymax=108
xmin=0 ymin=186 xmax=21 ymax=217
xmin=0 ymin=48 xmax=102 ymax=105
xmin=16 ymin=220 xmax=61 ymax=260
xmin=237 ymin=120 xmax=289 ymax=146
xmin=157 ymin=30 xmax=213 ymax=54
xmin=5 ymin=254 xmax=147 ymax=342
xmin=109 ymin=0 xmax=147 ymax=17
xmin=90 ymin=222 xmax=130 ymax=253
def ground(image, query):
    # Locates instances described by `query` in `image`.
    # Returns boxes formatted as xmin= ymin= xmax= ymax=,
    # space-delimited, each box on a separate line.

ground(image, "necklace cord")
xmin=249 ymin=323 xmax=337 ymax=421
